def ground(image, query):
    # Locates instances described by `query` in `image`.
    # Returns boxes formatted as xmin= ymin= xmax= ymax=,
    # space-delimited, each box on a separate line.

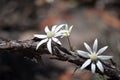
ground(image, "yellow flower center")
xmin=65 ymin=31 xmax=70 ymax=36
xmin=90 ymin=53 xmax=98 ymax=61
xmin=47 ymin=31 xmax=55 ymax=38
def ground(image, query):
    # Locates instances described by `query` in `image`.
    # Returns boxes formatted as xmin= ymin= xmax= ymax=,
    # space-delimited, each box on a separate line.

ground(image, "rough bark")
xmin=0 ymin=38 xmax=120 ymax=80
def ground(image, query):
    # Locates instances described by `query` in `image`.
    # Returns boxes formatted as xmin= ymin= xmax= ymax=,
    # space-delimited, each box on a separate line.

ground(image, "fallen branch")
xmin=0 ymin=38 xmax=120 ymax=80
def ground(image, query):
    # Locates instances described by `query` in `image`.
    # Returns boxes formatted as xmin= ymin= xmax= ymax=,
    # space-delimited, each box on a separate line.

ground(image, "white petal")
xmin=55 ymin=24 xmax=66 ymax=33
xmin=58 ymin=30 xmax=67 ymax=33
xmin=52 ymin=25 xmax=57 ymax=32
xmin=34 ymin=34 xmax=47 ymax=39
xmin=45 ymin=26 xmax=50 ymax=33
xmin=93 ymin=39 xmax=98 ymax=53
xmin=36 ymin=39 xmax=48 ymax=50
xmin=76 ymin=50 xmax=89 ymax=58
xmin=80 ymin=59 xmax=91 ymax=70
xmin=60 ymin=35 xmax=64 ymax=38
xmin=97 ymin=46 xmax=108 ymax=55
xmin=84 ymin=42 xmax=92 ymax=53
xmin=69 ymin=25 xmax=73 ymax=32
xmin=52 ymin=37 xmax=61 ymax=45
xmin=54 ymin=31 xmax=63 ymax=37
xmin=96 ymin=61 xmax=104 ymax=72
xmin=65 ymin=25 xmax=68 ymax=30
xmin=47 ymin=39 xmax=52 ymax=53
xmin=91 ymin=63 xmax=96 ymax=73
xmin=58 ymin=30 xmax=67 ymax=34
xmin=98 ymin=55 xmax=113 ymax=60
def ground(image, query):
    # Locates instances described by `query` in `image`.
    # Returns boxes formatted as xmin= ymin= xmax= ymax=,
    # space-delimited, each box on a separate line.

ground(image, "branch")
xmin=0 ymin=38 xmax=120 ymax=80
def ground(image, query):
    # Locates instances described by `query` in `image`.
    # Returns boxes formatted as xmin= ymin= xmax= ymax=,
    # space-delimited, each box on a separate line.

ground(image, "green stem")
xmin=67 ymin=36 xmax=73 ymax=51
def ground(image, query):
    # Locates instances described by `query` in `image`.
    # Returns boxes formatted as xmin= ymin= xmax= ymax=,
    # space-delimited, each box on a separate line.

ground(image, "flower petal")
xmin=36 ymin=39 xmax=48 ymax=50
xmin=91 ymin=63 xmax=96 ymax=73
xmin=34 ymin=34 xmax=47 ymax=39
xmin=45 ymin=26 xmax=50 ymax=33
xmin=80 ymin=59 xmax=91 ymax=70
xmin=98 ymin=55 xmax=113 ymax=60
xmin=76 ymin=50 xmax=89 ymax=58
xmin=97 ymin=46 xmax=108 ymax=55
xmin=52 ymin=25 xmax=57 ymax=32
xmin=54 ymin=31 xmax=63 ymax=37
xmin=84 ymin=42 xmax=92 ymax=53
xmin=65 ymin=24 xmax=68 ymax=30
xmin=52 ymin=37 xmax=61 ymax=45
xmin=93 ymin=39 xmax=98 ymax=53
xmin=55 ymin=24 xmax=66 ymax=33
xmin=96 ymin=61 xmax=104 ymax=72
xmin=47 ymin=39 xmax=52 ymax=53
xmin=69 ymin=25 xmax=73 ymax=32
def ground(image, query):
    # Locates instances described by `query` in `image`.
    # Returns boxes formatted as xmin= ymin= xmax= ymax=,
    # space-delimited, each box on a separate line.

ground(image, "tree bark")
xmin=0 ymin=38 xmax=120 ymax=80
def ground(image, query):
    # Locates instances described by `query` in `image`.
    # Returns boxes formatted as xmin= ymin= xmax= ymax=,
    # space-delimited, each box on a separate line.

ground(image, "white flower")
xmin=61 ymin=24 xmax=73 ymax=37
xmin=34 ymin=24 xmax=65 ymax=53
xmin=76 ymin=39 xmax=113 ymax=73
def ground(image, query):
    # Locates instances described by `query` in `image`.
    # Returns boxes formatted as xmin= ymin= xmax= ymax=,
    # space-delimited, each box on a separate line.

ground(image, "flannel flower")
xmin=34 ymin=24 xmax=66 ymax=53
xmin=76 ymin=39 xmax=113 ymax=73
xmin=61 ymin=24 xmax=73 ymax=37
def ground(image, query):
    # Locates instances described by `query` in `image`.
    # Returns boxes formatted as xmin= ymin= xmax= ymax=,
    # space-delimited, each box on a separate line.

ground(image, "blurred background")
xmin=0 ymin=0 xmax=120 ymax=80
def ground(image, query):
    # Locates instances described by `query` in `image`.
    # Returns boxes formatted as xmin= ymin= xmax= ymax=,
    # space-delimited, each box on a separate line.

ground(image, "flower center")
xmin=90 ymin=53 xmax=98 ymax=61
xmin=47 ymin=31 xmax=55 ymax=38
xmin=65 ymin=31 xmax=70 ymax=36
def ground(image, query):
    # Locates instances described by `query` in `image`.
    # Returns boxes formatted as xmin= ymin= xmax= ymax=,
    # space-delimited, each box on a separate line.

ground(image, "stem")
xmin=67 ymin=36 xmax=73 ymax=51
xmin=72 ymin=66 xmax=79 ymax=76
